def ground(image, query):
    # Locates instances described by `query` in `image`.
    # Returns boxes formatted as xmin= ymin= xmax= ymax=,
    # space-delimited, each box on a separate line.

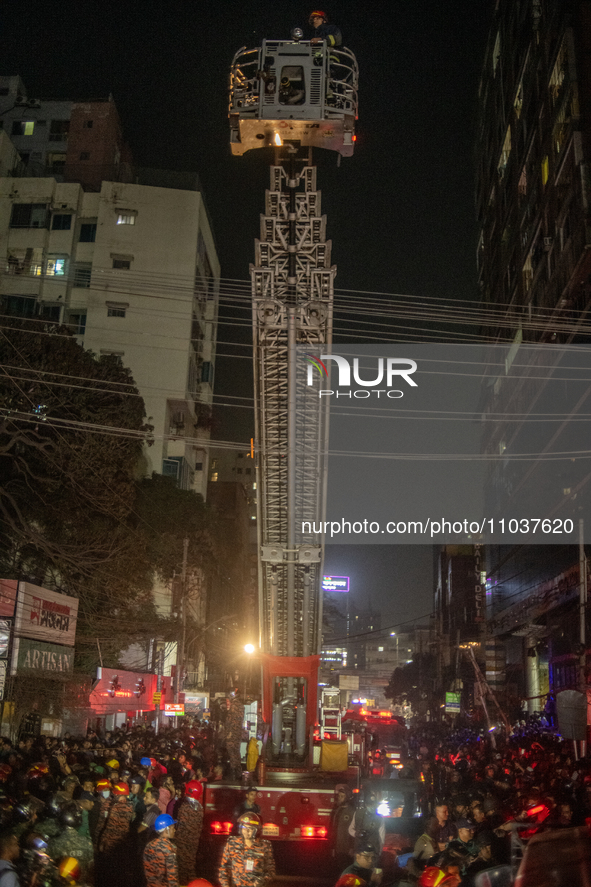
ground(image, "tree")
xmin=384 ymin=653 xmax=437 ymax=713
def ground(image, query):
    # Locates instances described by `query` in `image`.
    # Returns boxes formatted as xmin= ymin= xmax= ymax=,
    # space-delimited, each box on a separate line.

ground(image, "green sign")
xmin=445 ymin=692 xmax=461 ymax=714
xmin=13 ymin=638 xmax=74 ymax=675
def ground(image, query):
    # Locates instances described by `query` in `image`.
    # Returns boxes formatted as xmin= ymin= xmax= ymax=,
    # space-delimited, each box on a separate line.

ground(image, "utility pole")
xmin=154 ymin=647 xmax=164 ymax=735
xmin=175 ymin=538 xmax=189 ymax=726
xmin=579 ymin=518 xmax=587 ymax=757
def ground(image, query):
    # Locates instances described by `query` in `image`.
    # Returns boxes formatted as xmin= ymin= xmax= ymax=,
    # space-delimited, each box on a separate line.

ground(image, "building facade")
xmin=475 ymin=0 xmax=591 ymax=719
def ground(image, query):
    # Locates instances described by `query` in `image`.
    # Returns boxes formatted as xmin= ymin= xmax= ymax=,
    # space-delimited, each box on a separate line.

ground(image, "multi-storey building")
xmin=0 ymin=77 xmax=221 ymax=707
xmin=0 ymin=79 xmax=219 ymax=498
xmin=475 ymin=1 xmax=591 ymax=715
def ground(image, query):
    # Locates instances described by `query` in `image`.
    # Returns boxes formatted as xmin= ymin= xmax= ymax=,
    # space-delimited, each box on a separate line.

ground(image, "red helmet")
xmin=185 ymin=780 xmax=203 ymax=804
xmin=418 ymin=868 xmax=447 ymax=887
xmin=187 ymin=881 xmax=213 ymax=887
xmin=0 ymin=765 xmax=12 ymax=782
xmin=335 ymin=876 xmax=364 ymax=887
xmin=309 ymin=10 xmax=328 ymax=22
xmin=112 ymin=782 xmax=129 ymax=796
xmin=96 ymin=779 xmax=111 ymax=792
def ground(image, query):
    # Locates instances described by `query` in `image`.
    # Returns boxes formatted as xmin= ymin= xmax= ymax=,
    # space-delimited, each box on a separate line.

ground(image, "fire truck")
xmin=201 ymin=32 xmax=360 ymax=874
xmin=341 ymin=708 xmax=409 ymax=776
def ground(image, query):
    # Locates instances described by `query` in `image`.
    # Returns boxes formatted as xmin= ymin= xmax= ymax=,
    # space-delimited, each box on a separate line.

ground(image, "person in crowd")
xmin=218 ymin=813 xmax=275 ymax=887
xmin=142 ymin=815 xmax=178 ymax=887
xmin=328 ymin=784 xmax=355 ymax=874
xmin=335 ymin=841 xmax=382 ymax=887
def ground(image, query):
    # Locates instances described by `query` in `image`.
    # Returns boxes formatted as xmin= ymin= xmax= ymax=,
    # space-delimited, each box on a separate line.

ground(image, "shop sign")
xmin=445 ymin=692 xmax=461 ymax=714
xmin=11 ymin=638 xmax=74 ymax=675
xmin=164 ymin=703 xmax=184 ymax=715
xmin=0 ymin=581 xmax=17 ymax=618
xmin=14 ymin=582 xmax=78 ymax=646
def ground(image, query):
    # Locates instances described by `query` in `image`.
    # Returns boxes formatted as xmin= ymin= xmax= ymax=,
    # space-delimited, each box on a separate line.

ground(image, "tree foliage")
xmin=0 ymin=319 xmax=217 ymax=673
xmin=384 ymin=653 xmax=437 ymax=710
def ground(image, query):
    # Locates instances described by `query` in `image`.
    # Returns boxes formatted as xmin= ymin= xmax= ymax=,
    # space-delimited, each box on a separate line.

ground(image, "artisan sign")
xmin=14 ymin=582 xmax=78 ymax=646
xmin=11 ymin=638 xmax=74 ymax=676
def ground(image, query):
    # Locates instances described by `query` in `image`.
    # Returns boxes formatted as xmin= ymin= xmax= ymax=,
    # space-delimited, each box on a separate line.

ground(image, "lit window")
xmin=11 ymin=121 xmax=35 ymax=136
xmin=52 ymin=214 xmax=71 ymax=230
xmin=211 ymin=472 xmax=219 ymax=482
xmin=378 ymin=646 xmax=384 ymax=652
xmin=46 ymin=256 xmax=67 ymax=276
xmin=116 ymin=213 xmax=136 ymax=225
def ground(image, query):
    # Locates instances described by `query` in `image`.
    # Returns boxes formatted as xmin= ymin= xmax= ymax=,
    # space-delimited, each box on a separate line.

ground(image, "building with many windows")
xmin=475 ymin=1 xmax=591 ymax=715
xmin=0 ymin=79 xmax=219 ymax=498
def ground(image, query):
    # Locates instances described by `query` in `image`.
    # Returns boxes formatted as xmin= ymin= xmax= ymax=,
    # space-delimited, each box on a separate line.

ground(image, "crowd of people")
xmin=332 ymin=724 xmax=591 ymax=886
xmin=0 ymin=712 xmax=586 ymax=887
xmin=0 ymin=717 xmax=256 ymax=887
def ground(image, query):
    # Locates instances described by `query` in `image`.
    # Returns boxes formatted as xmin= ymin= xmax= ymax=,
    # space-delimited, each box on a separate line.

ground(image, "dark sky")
xmin=3 ymin=0 xmax=491 ymax=627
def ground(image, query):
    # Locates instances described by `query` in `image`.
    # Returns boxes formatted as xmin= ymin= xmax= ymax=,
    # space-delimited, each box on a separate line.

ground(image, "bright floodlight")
xmin=244 ymin=644 xmax=255 ymax=654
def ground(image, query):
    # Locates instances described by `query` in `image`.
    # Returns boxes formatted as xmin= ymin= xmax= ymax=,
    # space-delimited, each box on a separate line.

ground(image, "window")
xmin=51 ymin=214 xmax=71 ymax=230
xmin=79 ymin=152 xmax=90 ymax=161
xmin=83 ymin=120 xmax=93 ymax=129
xmin=107 ymin=306 xmax=126 ymax=318
xmin=112 ymin=259 xmax=130 ymax=270
xmin=237 ymin=468 xmax=243 ymax=475
xmin=2 ymin=295 xmax=36 ymax=317
xmin=39 ymin=304 xmax=61 ymax=322
xmin=6 ymin=247 xmax=43 ymax=276
xmin=67 ymin=312 xmax=86 ymax=335
xmin=11 ymin=121 xmax=34 ymax=136
xmin=47 ymin=152 xmax=66 ymax=173
xmin=10 ymin=203 xmax=48 ymax=228
xmin=46 ymin=256 xmax=67 ymax=276
xmin=73 ymin=264 xmax=92 ymax=288
xmin=201 ymin=360 xmax=214 ymax=384
xmin=49 ymin=119 xmax=69 ymax=141
xmin=79 ymin=222 xmax=97 ymax=242
xmin=245 ymin=468 xmax=251 ymax=475
xmin=116 ymin=212 xmax=136 ymax=225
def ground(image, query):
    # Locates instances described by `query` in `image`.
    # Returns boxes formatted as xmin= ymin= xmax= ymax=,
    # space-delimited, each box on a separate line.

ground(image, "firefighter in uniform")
xmin=175 ymin=780 xmax=204 ymax=885
xmin=47 ymin=804 xmax=94 ymax=884
xmin=218 ymin=813 xmax=275 ymax=887
xmin=142 ymin=814 xmax=178 ymax=887
xmin=95 ymin=781 xmax=134 ymax=887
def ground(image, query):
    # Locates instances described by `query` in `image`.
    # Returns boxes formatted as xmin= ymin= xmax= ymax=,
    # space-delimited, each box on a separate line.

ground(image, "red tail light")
xmin=301 ymin=825 xmax=328 ymax=839
xmin=210 ymin=821 xmax=233 ymax=835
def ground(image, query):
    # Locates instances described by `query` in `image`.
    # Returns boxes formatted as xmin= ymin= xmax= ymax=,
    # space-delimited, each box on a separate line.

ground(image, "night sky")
xmin=3 ymin=0 xmax=491 ymax=627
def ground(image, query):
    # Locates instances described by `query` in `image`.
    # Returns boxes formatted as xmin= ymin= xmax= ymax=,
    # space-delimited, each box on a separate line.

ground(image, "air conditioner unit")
xmin=15 ymin=95 xmax=27 ymax=105
xmin=27 ymin=99 xmax=41 ymax=108
xmin=543 ymin=236 xmax=553 ymax=250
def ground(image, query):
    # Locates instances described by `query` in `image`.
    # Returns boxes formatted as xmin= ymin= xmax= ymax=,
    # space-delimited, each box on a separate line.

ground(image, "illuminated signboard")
xmin=164 ymin=703 xmax=185 ymax=716
xmin=322 ymin=576 xmax=349 ymax=593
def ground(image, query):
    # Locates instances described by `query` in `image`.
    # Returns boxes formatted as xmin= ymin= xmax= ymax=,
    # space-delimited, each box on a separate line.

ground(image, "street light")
xmin=244 ymin=644 xmax=255 ymax=655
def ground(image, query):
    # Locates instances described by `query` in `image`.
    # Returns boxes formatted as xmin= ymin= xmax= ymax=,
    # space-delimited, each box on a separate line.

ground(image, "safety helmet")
xmin=129 ymin=774 xmax=146 ymax=786
xmin=187 ymin=881 xmax=213 ymax=887
xmin=336 ymin=877 xmax=364 ymax=887
xmin=309 ymin=10 xmax=328 ymax=23
xmin=418 ymin=867 xmax=448 ymax=887
xmin=112 ymin=782 xmax=129 ymax=797
xmin=106 ymin=758 xmax=119 ymax=770
xmin=58 ymin=857 xmax=81 ymax=884
xmin=154 ymin=813 xmax=175 ymax=833
xmin=96 ymin=779 xmax=111 ymax=792
xmin=184 ymin=780 xmax=203 ymax=804
xmin=238 ymin=812 xmax=261 ymax=834
xmin=59 ymin=803 xmax=82 ymax=830
xmin=140 ymin=757 xmax=152 ymax=767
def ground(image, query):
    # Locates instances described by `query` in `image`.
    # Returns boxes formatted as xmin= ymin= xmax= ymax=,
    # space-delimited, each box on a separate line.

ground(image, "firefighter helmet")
xmin=184 ymin=780 xmax=203 ymax=804
xmin=237 ymin=812 xmax=261 ymax=834
xmin=155 ymin=813 xmax=175 ymax=832
xmin=112 ymin=782 xmax=129 ymax=797
xmin=309 ymin=10 xmax=328 ymax=23
xmin=59 ymin=857 xmax=81 ymax=884
xmin=418 ymin=868 xmax=448 ymax=887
